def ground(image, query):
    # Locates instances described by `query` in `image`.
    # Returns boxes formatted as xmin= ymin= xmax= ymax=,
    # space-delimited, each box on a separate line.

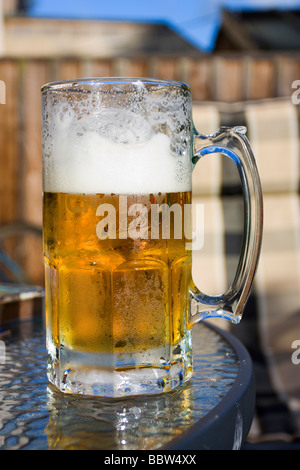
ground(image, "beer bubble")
xmin=94 ymin=109 xmax=153 ymax=145
xmin=157 ymin=378 xmax=165 ymax=389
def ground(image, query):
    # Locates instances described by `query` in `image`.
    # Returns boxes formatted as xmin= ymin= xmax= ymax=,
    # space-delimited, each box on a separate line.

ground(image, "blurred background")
xmin=0 ymin=0 xmax=300 ymax=287
xmin=1 ymin=0 xmax=300 ymax=449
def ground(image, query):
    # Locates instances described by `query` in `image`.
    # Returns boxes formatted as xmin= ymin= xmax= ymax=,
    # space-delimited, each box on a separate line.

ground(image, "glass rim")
xmin=41 ymin=77 xmax=191 ymax=94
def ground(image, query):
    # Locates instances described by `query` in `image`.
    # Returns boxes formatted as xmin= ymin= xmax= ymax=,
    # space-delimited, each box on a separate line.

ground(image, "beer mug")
xmin=41 ymin=78 xmax=263 ymax=397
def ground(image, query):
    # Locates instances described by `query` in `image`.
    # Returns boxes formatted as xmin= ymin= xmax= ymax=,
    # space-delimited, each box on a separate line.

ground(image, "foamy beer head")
xmin=41 ymin=78 xmax=193 ymax=195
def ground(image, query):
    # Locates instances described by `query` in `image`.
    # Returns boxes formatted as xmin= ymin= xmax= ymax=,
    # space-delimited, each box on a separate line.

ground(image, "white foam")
xmin=43 ymin=104 xmax=192 ymax=195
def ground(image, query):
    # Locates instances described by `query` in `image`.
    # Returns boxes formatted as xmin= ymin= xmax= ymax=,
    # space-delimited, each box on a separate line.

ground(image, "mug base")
xmin=47 ymin=342 xmax=193 ymax=397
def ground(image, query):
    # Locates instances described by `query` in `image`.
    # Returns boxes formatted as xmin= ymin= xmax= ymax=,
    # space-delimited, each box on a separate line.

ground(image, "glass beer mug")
xmin=41 ymin=78 xmax=263 ymax=397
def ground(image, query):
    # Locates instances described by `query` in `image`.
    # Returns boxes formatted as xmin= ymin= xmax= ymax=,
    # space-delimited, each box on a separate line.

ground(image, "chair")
xmin=192 ymin=97 xmax=300 ymax=448
xmin=0 ymin=222 xmax=44 ymax=325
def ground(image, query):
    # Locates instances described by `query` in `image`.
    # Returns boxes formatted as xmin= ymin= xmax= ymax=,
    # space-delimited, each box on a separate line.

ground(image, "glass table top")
xmin=0 ymin=319 xmax=238 ymax=450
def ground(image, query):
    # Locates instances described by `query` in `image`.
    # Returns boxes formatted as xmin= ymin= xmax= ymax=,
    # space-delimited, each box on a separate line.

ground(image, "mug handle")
xmin=189 ymin=126 xmax=263 ymax=325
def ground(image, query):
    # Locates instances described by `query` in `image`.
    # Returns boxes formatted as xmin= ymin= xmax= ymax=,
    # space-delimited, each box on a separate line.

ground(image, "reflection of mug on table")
xmin=41 ymin=78 xmax=263 ymax=397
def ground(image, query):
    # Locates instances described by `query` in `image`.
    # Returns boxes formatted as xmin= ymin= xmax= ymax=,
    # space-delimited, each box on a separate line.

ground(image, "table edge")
xmin=160 ymin=322 xmax=255 ymax=450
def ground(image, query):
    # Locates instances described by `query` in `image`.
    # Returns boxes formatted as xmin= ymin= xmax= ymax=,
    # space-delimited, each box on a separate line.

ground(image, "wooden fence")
xmin=0 ymin=53 xmax=300 ymax=284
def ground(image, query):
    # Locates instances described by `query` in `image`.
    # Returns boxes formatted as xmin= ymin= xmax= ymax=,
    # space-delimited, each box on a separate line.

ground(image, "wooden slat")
xmin=21 ymin=60 xmax=49 ymax=226
xmin=15 ymin=60 xmax=48 ymax=285
xmin=213 ymin=56 xmax=245 ymax=102
xmin=188 ymin=57 xmax=213 ymax=101
xmin=276 ymin=54 xmax=300 ymax=97
xmin=244 ymin=56 xmax=276 ymax=100
xmin=113 ymin=57 xmax=150 ymax=78
xmin=150 ymin=57 xmax=180 ymax=81
xmin=87 ymin=59 xmax=114 ymax=78
xmin=0 ymin=59 xmax=20 ymax=225
xmin=55 ymin=58 xmax=83 ymax=81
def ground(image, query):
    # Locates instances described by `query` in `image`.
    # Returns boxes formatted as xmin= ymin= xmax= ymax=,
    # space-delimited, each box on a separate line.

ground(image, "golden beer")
xmin=44 ymin=191 xmax=192 ymax=356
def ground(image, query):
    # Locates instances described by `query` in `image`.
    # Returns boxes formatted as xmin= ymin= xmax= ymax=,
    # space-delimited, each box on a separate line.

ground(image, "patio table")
xmin=0 ymin=311 xmax=254 ymax=451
